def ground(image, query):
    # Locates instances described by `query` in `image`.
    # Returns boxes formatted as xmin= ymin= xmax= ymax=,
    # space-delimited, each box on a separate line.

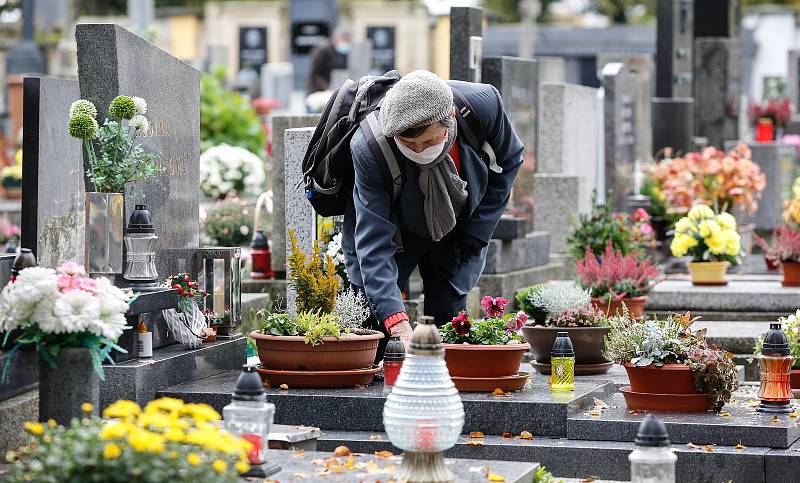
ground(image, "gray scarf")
xmin=416 ymin=122 xmax=468 ymax=241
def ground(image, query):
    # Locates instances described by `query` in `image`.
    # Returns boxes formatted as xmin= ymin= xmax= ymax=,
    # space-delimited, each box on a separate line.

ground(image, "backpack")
xmin=300 ymin=70 xmax=496 ymax=218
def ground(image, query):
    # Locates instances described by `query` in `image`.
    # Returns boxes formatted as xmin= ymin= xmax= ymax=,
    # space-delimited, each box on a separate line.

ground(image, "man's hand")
xmin=390 ymin=320 xmax=414 ymax=347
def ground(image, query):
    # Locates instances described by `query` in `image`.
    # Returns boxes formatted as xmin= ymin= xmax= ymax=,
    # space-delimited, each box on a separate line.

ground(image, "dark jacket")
xmin=306 ymin=42 xmax=347 ymax=94
xmin=341 ymin=81 xmax=524 ymax=322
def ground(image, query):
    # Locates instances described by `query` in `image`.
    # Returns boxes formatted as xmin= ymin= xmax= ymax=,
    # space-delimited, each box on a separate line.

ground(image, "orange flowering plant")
xmin=648 ymin=144 xmax=766 ymax=216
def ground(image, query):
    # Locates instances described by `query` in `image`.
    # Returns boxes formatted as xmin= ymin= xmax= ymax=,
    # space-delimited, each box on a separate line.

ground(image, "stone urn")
xmin=39 ymin=347 xmax=100 ymax=425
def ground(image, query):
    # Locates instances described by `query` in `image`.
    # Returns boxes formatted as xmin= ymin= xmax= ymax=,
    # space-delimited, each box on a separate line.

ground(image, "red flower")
xmin=451 ymin=311 xmax=471 ymax=335
xmin=481 ymin=296 xmax=509 ymax=318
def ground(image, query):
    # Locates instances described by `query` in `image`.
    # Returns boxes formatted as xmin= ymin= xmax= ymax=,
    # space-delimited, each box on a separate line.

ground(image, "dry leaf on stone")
xmin=580 ymin=477 xmax=598 ymax=482
xmin=487 ymin=474 xmax=506 ymax=481
xmin=704 ymin=445 xmax=715 ymax=453
xmin=369 ymin=433 xmax=383 ymax=440
xmin=791 ymin=410 xmax=798 ymax=418
xmin=772 ymin=415 xmax=781 ymax=423
xmin=519 ymin=431 xmax=534 ymax=440
xmin=293 ymin=472 xmax=307 ymax=479
xmin=374 ymin=451 xmax=394 ymax=458
xmin=717 ymin=411 xmax=732 ymax=417
xmin=593 ymin=398 xmax=610 ymax=409
xmin=333 ymin=446 xmax=351 ymax=457
xmin=467 ymin=440 xmax=485 ymax=446
xmin=470 ymin=432 xmax=486 ymax=439
xmin=365 ymin=461 xmax=381 ymax=474
xmin=686 ymin=442 xmax=701 ymax=449
xmin=502 ymin=432 xmax=513 ymax=439
xmin=279 ymin=384 xmax=289 ymax=390
xmin=735 ymin=442 xmax=747 ymax=450
xmin=469 ymin=466 xmax=488 ymax=473
xmin=492 ymin=388 xmax=506 ymax=396
xmin=355 ymin=384 xmax=366 ymax=390
xmin=588 ymin=409 xmax=602 ymax=417
xmin=293 ymin=449 xmax=306 ymax=457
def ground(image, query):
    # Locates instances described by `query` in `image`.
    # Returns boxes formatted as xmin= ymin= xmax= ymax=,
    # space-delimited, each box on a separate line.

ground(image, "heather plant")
xmin=576 ymin=243 xmax=663 ymax=301
xmin=756 ymin=225 xmax=800 ymax=264
xmin=287 ymin=229 xmax=339 ymax=314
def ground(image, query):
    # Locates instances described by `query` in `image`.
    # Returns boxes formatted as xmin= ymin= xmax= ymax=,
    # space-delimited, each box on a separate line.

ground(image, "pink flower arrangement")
xmin=649 ymin=144 xmax=766 ymax=215
xmin=756 ymin=225 xmax=800 ymax=264
xmin=576 ymin=243 xmax=663 ymax=301
xmin=748 ymin=97 xmax=793 ymax=128
xmin=441 ymin=295 xmax=525 ymax=345
xmin=481 ymin=296 xmax=509 ymax=318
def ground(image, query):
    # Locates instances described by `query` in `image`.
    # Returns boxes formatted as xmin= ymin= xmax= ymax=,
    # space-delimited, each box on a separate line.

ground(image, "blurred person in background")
xmin=306 ymin=25 xmax=352 ymax=94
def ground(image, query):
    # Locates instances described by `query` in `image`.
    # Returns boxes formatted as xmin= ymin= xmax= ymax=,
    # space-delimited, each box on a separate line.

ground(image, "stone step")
xmin=315 ymin=430 xmax=790 ymax=483
xmin=567 ymin=392 xmax=800 ymax=449
xmin=646 ymin=279 xmax=800 ymax=314
xmin=0 ymin=349 xmax=38 ymax=402
xmin=650 ymin=311 xmax=783 ymax=322
xmin=477 ymin=261 xmax=567 ymax=305
xmin=102 ymin=336 xmax=246 ymax=409
xmin=696 ymin=320 xmax=765 ymax=354
xmin=159 ymin=369 xmax=615 ymax=437
xmin=484 ymin=231 xmax=550 ymax=274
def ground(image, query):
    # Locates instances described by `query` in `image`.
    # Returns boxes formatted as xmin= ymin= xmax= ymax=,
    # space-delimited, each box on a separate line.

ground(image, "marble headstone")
xmin=284 ymin=127 xmax=317 ymax=314
xmin=261 ymin=62 xmax=294 ymax=110
xmin=694 ymin=38 xmax=741 ymax=150
xmin=76 ymin=23 xmax=200 ymax=278
xmin=601 ymin=62 xmax=637 ymax=210
xmin=450 ymin=6 xmax=483 ymax=83
xmin=482 ymin=56 xmax=537 ymax=230
xmin=270 ymin=115 xmax=321 ymax=276
xmin=21 ymin=77 xmax=85 ymax=267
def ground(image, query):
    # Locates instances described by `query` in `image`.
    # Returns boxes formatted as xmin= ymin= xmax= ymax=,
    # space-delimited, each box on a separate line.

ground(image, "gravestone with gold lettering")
xmin=76 ymin=23 xmax=200 ymax=277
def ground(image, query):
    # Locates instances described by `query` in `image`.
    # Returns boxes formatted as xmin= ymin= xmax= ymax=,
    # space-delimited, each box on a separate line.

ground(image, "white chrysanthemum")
xmin=31 ymin=296 xmax=61 ymax=334
xmin=12 ymin=267 xmax=59 ymax=314
xmin=93 ymin=313 xmax=128 ymax=340
xmin=132 ymin=96 xmax=147 ymax=115
xmin=53 ymin=290 xmax=100 ymax=334
xmin=131 ymin=114 xmax=149 ymax=134
xmin=200 ymin=144 xmax=265 ymax=198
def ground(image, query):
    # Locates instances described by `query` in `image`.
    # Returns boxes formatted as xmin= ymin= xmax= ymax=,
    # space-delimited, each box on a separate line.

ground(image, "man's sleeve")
xmin=459 ymin=85 xmax=525 ymax=244
xmin=351 ymin=138 xmax=407 ymax=323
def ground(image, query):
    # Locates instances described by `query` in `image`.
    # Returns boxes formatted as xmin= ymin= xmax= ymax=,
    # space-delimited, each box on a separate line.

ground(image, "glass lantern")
xmin=629 ymin=415 xmax=676 ymax=483
xmin=192 ymin=247 xmax=241 ymax=337
xmin=223 ymin=365 xmax=279 ymax=478
xmin=757 ymin=323 xmax=795 ymax=413
xmin=123 ymin=204 xmax=159 ymax=291
xmin=383 ymin=319 xmax=464 ymax=483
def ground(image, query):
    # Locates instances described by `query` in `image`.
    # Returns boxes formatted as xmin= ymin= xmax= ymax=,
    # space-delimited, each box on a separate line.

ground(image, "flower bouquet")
xmin=671 ymin=205 xmax=741 ymax=286
xmin=748 ymin=97 xmax=793 ymax=130
xmin=6 ymin=397 xmax=253 ymax=482
xmin=161 ymin=273 xmax=208 ymax=349
xmin=439 ymin=296 xmax=530 ymax=391
xmin=576 ymin=243 xmax=663 ymax=319
xmin=199 ymin=144 xmax=265 ymax=199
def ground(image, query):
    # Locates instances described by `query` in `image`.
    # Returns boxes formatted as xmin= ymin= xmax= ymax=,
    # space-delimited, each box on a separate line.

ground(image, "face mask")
xmin=394 ymin=131 xmax=448 ymax=165
xmin=335 ymin=43 xmax=351 ymax=55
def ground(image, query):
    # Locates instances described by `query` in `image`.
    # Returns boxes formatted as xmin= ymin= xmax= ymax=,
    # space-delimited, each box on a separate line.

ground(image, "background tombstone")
xmin=482 ymin=56 xmax=537 ymax=230
xmin=694 ymin=0 xmax=740 ymax=38
xmin=127 ymin=0 xmax=155 ymax=30
xmin=449 ymin=6 xmax=483 ymax=82
xmin=601 ymin=62 xmax=637 ymax=210
xmin=21 ymin=77 xmax=85 ymax=267
xmin=238 ymin=26 xmax=269 ymax=90
xmin=289 ymin=0 xmax=336 ymax=89
xmin=262 ymin=63 xmax=294 ymax=110
xmin=75 ymin=23 xmax=200 ymax=279
xmin=788 ymin=50 xmax=800 ymax=113
xmin=694 ymin=38 xmax=741 ymax=149
xmin=284 ymin=127 xmax=317 ymax=314
xmin=271 ymin=115 xmax=321 ymax=277
xmin=367 ymin=26 xmax=396 ymax=73
xmin=656 ymin=0 xmax=694 ymax=99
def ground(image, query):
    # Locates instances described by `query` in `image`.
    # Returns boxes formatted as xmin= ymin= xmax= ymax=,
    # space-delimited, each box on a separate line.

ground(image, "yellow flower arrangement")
xmin=671 ymin=205 xmax=741 ymax=264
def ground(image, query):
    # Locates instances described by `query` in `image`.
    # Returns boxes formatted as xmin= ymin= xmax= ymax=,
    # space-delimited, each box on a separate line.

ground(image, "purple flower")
xmin=481 ymin=296 xmax=509 ymax=318
xmin=451 ymin=311 xmax=471 ymax=335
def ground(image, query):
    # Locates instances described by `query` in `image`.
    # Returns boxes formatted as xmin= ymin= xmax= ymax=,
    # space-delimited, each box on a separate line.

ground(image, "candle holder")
xmin=629 ymin=415 xmax=676 ymax=483
xmin=10 ymin=247 xmax=36 ymax=282
xmin=757 ymin=323 xmax=795 ymax=413
xmin=383 ymin=319 xmax=464 ymax=483
xmin=123 ymin=204 xmax=159 ymax=291
xmin=249 ymin=230 xmax=274 ymax=279
xmin=191 ymin=247 xmax=241 ymax=337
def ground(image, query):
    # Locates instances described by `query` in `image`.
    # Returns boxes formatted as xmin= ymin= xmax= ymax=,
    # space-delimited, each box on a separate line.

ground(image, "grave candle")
xmin=550 ymin=332 xmax=575 ymax=391
xmin=755 ymin=118 xmax=774 ymax=143
xmin=383 ymin=336 xmax=405 ymax=395
xmin=757 ymin=323 xmax=794 ymax=413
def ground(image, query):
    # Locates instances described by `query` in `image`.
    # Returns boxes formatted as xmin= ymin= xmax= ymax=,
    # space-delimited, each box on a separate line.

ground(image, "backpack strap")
xmin=363 ymin=111 xmax=403 ymax=204
xmin=452 ymin=88 xmax=501 ymax=173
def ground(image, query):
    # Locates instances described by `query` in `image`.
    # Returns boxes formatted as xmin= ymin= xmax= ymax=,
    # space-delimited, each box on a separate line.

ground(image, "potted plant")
xmin=7 ymin=397 xmax=254 ymax=481
xmin=250 ymin=230 xmax=383 ymax=388
xmin=754 ymin=310 xmax=800 ymax=389
xmin=0 ymin=262 xmax=133 ymax=424
xmin=756 ymin=225 xmax=800 ymax=286
xmin=748 ymin=97 xmax=793 ymax=139
xmin=68 ymin=96 xmax=160 ymax=276
xmin=604 ymin=311 xmax=739 ymax=413
xmin=439 ymin=296 xmax=530 ymax=392
xmin=576 ymin=243 xmax=663 ymax=319
xmin=517 ymin=281 xmax=611 ymax=375
xmin=1 ymin=163 xmax=22 ymax=199
xmin=670 ymin=205 xmax=742 ymax=286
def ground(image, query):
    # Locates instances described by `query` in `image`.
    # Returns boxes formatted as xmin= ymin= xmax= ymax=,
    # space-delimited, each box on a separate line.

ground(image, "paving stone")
xmin=766 ymin=437 xmax=800 ymax=483
xmin=0 ymin=389 xmax=37 ymax=453
xmin=567 ymin=392 xmax=800 ymax=449
xmin=646 ymin=279 xmax=800 ymax=313
xmin=484 ymin=232 xmax=550 ymax=274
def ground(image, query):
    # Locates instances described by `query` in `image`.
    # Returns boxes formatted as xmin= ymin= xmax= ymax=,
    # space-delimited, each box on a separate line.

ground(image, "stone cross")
xmin=449 ymin=6 xmax=483 ymax=82
xmin=601 ymin=62 xmax=637 ymax=211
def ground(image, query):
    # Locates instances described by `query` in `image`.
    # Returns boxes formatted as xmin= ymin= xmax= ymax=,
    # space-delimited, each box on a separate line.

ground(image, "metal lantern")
xmin=223 ymin=365 xmax=280 ymax=478
xmin=193 ymin=247 xmax=241 ymax=337
xmin=757 ymin=323 xmax=795 ymax=413
xmin=383 ymin=319 xmax=464 ymax=483
xmin=629 ymin=415 xmax=676 ymax=483
xmin=123 ymin=204 xmax=159 ymax=291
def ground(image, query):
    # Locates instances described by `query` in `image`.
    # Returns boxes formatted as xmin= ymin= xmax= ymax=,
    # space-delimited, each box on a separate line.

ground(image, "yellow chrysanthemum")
xmin=182 ymin=403 xmax=221 ymax=422
xmin=670 ymin=234 xmax=698 ymax=257
xmin=235 ymin=461 xmax=251 ymax=474
xmin=674 ymin=216 xmax=693 ymax=234
xmin=138 ymin=412 xmax=173 ymax=430
xmin=716 ymin=212 xmax=737 ymax=230
xmin=688 ymin=204 xmax=715 ymax=221
xmin=101 ymin=422 xmax=130 ymax=440
xmin=168 ymin=450 xmax=179 ymax=460
xmin=163 ymin=428 xmax=184 ymax=443
xmin=187 ymin=453 xmax=202 ymax=466
xmin=212 ymin=460 xmax=228 ymax=474
xmin=144 ymin=397 xmax=184 ymax=415
xmin=127 ymin=429 xmax=165 ymax=454
xmin=103 ymin=443 xmax=122 ymax=460
xmin=103 ymin=400 xmax=142 ymax=420
xmin=81 ymin=402 xmax=94 ymax=413
xmin=46 ymin=420 xmax=57 ymax=429
xmin=698 ymin=219 xmax=721 ymax=239
xmin=23 ymin=422 xmax=44 ymax=435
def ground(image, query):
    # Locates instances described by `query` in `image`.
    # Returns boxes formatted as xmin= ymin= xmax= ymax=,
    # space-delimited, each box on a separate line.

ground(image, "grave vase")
xmin=39 ymin=347 xmax=99 ymax=425
xmin=687 ymin=261 xmax=730 ymax=286
xmin=84 ymin=192 xmax=124 ymax=276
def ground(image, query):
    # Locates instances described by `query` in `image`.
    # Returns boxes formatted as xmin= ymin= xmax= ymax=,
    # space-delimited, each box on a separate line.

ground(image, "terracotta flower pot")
xmin=591 ymin=296 xmax=647 ymax=319
xmin=522 ymin=325 xmax=610 ymax=365
xmin=251 ymin=330 xmax=384 ymax=371
xmin=782 ymin=262 xmax=800 ymax=287
xmin=623 ymin=362 xmax=701 ymax=394
xmin=443 ymin=342 xmax=530 ymax=378
xmin=791 ymin=369 xmax=800 ymax=390
xmin=765 ymin=256 xmax=780 ymax=271
xmin=687 ymin=261 xmax=730 ymax=286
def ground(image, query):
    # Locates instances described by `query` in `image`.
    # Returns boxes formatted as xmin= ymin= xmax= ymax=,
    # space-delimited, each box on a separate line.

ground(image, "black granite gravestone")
xmin=656 ymin=0 xmax=694 ymax=99
xmin=450 ymin=6 xmax=483 ymax=83
xmin=694 ymin=0 xmax=740 ymax=39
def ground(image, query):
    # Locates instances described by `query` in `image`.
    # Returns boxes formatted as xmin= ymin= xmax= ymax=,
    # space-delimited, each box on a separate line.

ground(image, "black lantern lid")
xmin=635 ymin=414 xmax=671 ymax=447
xmin=250 ymin=230 xmax=269 ymax=249
xmin=127 ymin=204 xmax=155 ymax=234
xmin=384 ymin=336 xmax=405 ymax=362
xmin=551 ymin=331 xmax=575 ymax=357
xmin=762 ymin=323 xmax=790 ymax=356
xmin=11 ymin=248 xmax=36 ymax=275
xmin=232 ymin=365 xmax=266 ymax=401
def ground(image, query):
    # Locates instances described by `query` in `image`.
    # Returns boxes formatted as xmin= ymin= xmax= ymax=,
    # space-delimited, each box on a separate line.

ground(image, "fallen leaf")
xmin=488 ymin=474 xmax=506 ymax=482
xmin=467 ymin=440 xmax=485 ymax=446
xmin=293 ymin=472 xmax=307 ymax=479
xmin=492 ymin=388 xmax=506 ymax=396
xmin=519 ymin=431 xmax=533 ymax=440
xmin=579 ymin=478 xmax=598 ymax=483
xmin=279 ymin=384 xmax=289 ymax=390
xmin=791 ymin=411 xmax=798 ymax=418
xmin=344 ymin=457 xmax=356 ymax=470
xmin=772 ymin=415 xmax=781 ymax=423
xmin=369 ymin=434 xmax=383 ymax=440
xmin=470 ymin=432 xmax=485 ymax=439
xmin=588 ymin=409 xmax=602 ymax=417
xmin=704 ymin=445 xmax=714 ymax=453
xmin=735 ymin=442 xmax=747 ymax=450
xmin=717 ymin=411 xmax=732 ymax=417
xmin=501 ymin=432 xmax=513 ymax=439
xmin=747 ymin=399 xmax=758 ymax=407
xmin=355 ymin=384 xmax=366 ymax=390
xmin=686 ymin=442 xmax=701 ymax=449
xmin=385 ymin=464 xmax=397 ymax=472
xmin=374 ymin=451 xmax=394 ymax=458
xmin=593 ymin=398 xmax=610 ymax=409
xmin=469 ymin=466 xmax=487 ymax=473
xmin=332 ymin=446 xmax=350 ymax=457
xmin=293 ymin=449 xmax=306 ymax=457
xmin=365 ymin=460 xmax=381 ymax=474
